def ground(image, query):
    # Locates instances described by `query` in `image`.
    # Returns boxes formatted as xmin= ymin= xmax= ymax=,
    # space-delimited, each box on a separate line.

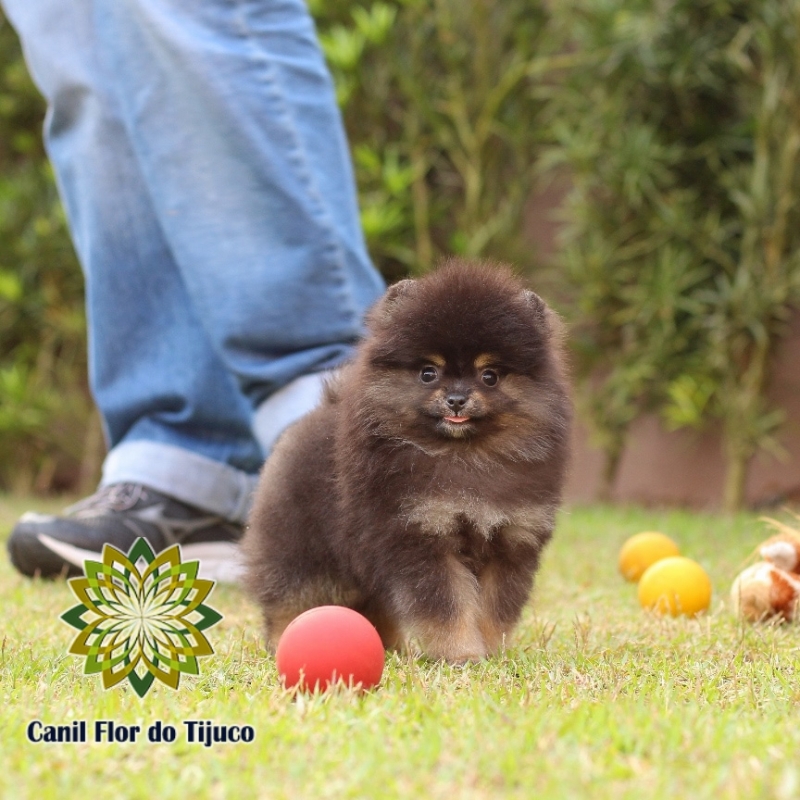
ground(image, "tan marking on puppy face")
xmin=474 ymin=353 xmax=498 ymax=370
xmin=397 ymin=556 xmax=488 ymax=663
xmin=424 ymin=354 xmax=446 ymax=367
xmin=422 ymin=387 xmax=488 ymax=420
xmin=359 ymin=354 xmax=565 ymax=459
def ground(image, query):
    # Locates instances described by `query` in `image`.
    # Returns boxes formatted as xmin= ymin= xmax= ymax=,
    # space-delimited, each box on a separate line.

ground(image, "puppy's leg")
xmin=395 ymin=555 xmax=488 ymax=664
xmin=358 ymin=601 xmax=404 ymax=651
xmin=245 ymin=404 xmax=356 ymax=651
xmin=260 ymin=578 xmax=365 ymax=652
xmin=262 ymin=605 xmax=304 ymax=653
xmin=477 ymin=537 xmax=542 ymax=654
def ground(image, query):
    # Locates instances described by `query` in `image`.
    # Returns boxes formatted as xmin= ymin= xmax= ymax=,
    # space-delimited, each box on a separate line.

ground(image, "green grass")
xmin=2 ymin=495 xmax=799 ymax=799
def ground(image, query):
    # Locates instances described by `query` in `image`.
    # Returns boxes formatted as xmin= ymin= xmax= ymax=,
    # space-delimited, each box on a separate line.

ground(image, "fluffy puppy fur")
xmin=244 ymin=259 xmax=572 ymax=663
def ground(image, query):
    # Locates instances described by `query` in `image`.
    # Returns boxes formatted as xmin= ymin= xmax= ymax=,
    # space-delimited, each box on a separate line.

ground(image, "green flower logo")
xmin=60 ymin=538 xmax=222 ymax=698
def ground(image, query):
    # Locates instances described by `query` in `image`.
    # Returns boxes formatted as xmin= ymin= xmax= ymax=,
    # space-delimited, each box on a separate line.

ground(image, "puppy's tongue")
xmin=444 ymin=415 xmax=470 ymax=423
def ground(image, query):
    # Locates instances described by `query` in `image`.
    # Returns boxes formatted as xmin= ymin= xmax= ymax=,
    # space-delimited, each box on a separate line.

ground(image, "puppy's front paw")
xmin=408 ymin=617 xmax=489 ymax=664
xmin=444 ymin=649 xmax=486 ymax=666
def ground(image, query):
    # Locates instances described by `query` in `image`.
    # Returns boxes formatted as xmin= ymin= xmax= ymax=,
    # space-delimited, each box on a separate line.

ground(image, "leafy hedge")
xmin=309 ymin=0 xmax=555 ymax=279
xmin=545 ymin=0 xmax=800 ymax=509
xmin=0 ymin=16 xmax=94 ymax=494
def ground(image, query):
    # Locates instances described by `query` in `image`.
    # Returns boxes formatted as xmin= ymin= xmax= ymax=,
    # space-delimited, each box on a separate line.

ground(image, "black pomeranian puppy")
xmin=244 ymin=259 xmax=571 ymax=663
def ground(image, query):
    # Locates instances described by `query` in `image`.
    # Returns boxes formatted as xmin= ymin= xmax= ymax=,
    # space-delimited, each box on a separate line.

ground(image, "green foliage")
xmin=545 ymin=0 xmax=800 ymax=508
xmin=0 ymin=14 xmax=91 ymax=493
xmin=310 ymin=0 xmax=555 ymax=279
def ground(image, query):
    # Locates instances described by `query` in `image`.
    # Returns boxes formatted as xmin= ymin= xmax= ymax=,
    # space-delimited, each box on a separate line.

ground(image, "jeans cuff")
xmin=101 ymin=441 xmax=258 ymax=523
xmin=252 ymin=370 xmax=333 ymax=454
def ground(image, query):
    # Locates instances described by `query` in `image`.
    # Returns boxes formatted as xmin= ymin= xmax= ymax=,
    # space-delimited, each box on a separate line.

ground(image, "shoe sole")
xmin=37 ymin=534 xmax=245 ymax=584
xmin=7 ymin=529 xmax=83 ymax=579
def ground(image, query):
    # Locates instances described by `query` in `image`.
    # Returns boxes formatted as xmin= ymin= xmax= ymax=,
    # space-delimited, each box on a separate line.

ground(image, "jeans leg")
xmin=97 ymin=0 xmax=385 ymax=405
xmin=3 ymin=0 xmax=384 ymax=516
xmin=3 ymin=0 xmax=265 ymax=495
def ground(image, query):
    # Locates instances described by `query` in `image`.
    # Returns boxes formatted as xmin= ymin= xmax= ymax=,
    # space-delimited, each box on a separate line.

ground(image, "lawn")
xmin=1 ymin=495 xmax=799 ymax=800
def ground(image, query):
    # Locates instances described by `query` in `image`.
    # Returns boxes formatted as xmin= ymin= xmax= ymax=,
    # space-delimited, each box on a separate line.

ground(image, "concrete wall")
xmin=525 ymin=186 xmax=800 ymax=509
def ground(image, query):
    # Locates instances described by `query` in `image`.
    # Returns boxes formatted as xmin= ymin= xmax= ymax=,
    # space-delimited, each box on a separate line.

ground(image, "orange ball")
xmin=638 ymin=556 xmax=712 ymax=617
xmin=618 ymin=531 xmax=680 ymax=582
xmin=276 ymin=606 xmax=385 ymax=691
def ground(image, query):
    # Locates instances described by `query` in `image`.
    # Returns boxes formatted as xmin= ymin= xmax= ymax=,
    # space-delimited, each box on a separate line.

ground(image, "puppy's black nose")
xmin=445 ymin=392 xmax=468 ymax=411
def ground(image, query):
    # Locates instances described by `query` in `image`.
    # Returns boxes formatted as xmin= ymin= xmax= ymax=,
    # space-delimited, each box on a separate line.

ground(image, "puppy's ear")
xmin=368 ymin=278 xmax=419 ymax=326
xmin=522 ymin=289 xmax=546 ymax=317
xmin=522 ymin=289 xmax=550 ymax=332
xmin=522 ymin=289 xmax=566 ymax=345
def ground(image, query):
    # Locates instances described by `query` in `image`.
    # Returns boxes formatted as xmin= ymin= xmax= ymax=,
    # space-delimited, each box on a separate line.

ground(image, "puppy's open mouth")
xmin=443 ymin=415 xmax=471 ymax=424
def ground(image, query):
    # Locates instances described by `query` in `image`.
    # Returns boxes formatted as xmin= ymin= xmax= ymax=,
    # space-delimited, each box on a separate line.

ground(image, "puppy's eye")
xmin=419 ymin=366 xmax=439 ymax=384
xmin=481 ymin=369 xmax=499 ymax=387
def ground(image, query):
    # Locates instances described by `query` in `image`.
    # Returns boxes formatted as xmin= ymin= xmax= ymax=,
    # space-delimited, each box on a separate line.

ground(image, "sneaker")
xmin=6 ymin=483 xmax=245 ymax=583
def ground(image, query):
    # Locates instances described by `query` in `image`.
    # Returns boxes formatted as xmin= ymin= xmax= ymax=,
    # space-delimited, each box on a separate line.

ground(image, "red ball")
xmin=275 ymin=606 xmax=385 ymax=691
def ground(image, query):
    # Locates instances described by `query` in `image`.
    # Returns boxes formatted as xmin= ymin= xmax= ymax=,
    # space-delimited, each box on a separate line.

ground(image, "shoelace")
xmin=65 ymin=484 xmax=150 ymax=518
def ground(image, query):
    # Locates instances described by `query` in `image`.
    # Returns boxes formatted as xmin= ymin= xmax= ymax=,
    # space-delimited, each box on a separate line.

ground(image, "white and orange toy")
xmin=731 ymin=517 xmax=800 ymax=622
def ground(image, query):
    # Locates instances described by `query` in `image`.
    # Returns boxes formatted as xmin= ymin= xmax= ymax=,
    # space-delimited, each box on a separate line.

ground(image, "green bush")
xmin=310 ymin=0 xmax=556 ymax=279
xmin=545 ymin=0 xmax=800 ymax=509
xmin=0 ymin=14 xmax=94 ymax=494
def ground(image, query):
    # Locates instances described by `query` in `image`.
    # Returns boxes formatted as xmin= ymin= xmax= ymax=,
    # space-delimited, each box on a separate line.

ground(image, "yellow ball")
xmin=637 ymin=556 xmax=712 ymax=617
xmin=618 ymin=531 xmax=680 ymax=582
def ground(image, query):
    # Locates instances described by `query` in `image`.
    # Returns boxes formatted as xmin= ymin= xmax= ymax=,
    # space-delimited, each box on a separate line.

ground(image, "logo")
xmin=60 ymin=539 xmax=222 ymax=698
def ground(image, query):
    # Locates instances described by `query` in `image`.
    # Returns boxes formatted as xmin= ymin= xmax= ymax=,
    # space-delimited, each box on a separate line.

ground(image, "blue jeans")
xmin=3 ymin=0 xmax=385 ymax=521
